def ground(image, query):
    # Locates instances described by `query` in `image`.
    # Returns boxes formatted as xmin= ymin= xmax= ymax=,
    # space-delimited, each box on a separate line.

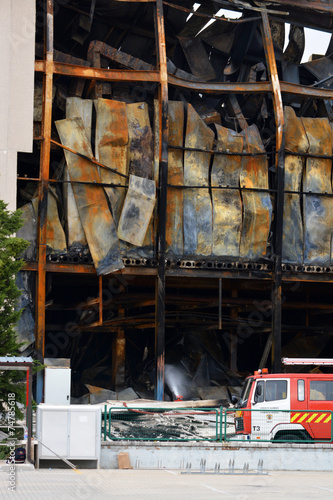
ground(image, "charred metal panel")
xmin=55 ymin=117 xmax=124 ymax=275
xmin=126 ymin=102 xmax=155 ymax=255
xmin=239 ymin=125 xmax=272 ymax=260
xmin=211 ymin=125 xmax=243 ymax=257
xmin=17 ymin=199 xmax=38 ymax=261
xmin=166 ymin=101 xmax=184 ymax=257
xmin=177 ymin=36 xmax=216 ymax=81
xmin=65 ymin=97 xmax=92 ymax=251
xmin=95 ymin=98 xmax=129 ymax=228
xmin=283 ymin=106 xmax=308 ymax=263
xmin=184 ymin=104 xmax=214 ymax=257
xmin=302 ymin=117 xmax=333 ymax=265
xmin=118 ymin=174 xmax=156 ymax=247
xmin=46 ymin=187 xmax=67 ymax=254
xmin=198 ymin=17 xmax=235 ymax=55
xmin=127 ymin=102 xmax=154 ymax=179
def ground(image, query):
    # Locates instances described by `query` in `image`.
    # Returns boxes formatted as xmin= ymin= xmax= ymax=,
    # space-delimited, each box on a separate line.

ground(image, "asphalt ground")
xmin=1 ymin=467 xmax=333 ymax=499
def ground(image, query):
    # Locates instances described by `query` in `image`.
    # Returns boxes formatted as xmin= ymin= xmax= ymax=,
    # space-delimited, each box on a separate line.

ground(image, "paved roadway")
xmin=1 ymin=467 xmax=333 ymax=499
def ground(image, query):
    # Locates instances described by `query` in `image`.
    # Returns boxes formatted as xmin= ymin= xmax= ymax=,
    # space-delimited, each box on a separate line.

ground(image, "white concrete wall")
xmin=0 ymin=0 xmax=35 ymax=210
xmin=101 ymin=442 xmax=333 ymax=471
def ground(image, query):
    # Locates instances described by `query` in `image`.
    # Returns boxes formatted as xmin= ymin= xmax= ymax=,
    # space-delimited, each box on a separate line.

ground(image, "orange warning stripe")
xmin=291 ymin=412 xmax=331 ymax=424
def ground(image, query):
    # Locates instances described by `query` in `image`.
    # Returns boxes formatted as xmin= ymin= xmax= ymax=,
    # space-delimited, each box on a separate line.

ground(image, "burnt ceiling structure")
xmin=16 ymin=0 xmax=333 ymax=402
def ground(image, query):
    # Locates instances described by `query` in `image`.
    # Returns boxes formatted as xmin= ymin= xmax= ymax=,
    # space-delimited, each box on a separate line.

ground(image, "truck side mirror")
xmin=231 ymin=395 xmax=239 ymax=405
xmin=255 ymin=384 xmax=262 ymax=397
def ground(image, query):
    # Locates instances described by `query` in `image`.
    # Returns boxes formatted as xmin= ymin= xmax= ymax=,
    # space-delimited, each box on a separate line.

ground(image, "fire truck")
xmin=234 ymin=358 xmax=333 ymax=442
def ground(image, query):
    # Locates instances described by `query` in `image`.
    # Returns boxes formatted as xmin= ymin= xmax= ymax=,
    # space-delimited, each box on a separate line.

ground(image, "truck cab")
xmin=235 ymin=368 xmax=333 ymax=442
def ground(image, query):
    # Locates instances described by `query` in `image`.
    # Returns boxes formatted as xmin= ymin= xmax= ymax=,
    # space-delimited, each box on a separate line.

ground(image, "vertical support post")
xmin=36 ymin=0 xmax=54 ymax=402
xmin=112 ymin=307 xmax=126 ymax=391
xmin=230 ymin=289 xmax=238 ymax=372
xmin=154 ymin=0 xmax=169 ymax=401
xmin=98 ymin=275 xmax=103 ymax=325
xmin=218 ymin=278 xmax=222 ymax=330
xmin=26 ymin=365 xmax=33 ymax=464
xmin=261 ymin=12 xmax=285 ymax=373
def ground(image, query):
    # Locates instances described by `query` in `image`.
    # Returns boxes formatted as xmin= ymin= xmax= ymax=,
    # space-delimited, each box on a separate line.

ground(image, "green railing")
xmin=101 ymin=406 xmax=333 ymax=443
xmin=102 ymin=406 xmax=221 ymax=442
xmin=224 ymin=408 xmax=333 ymax=443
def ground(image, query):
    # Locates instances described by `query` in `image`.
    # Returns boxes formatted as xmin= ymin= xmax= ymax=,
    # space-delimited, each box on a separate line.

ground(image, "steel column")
xmin=261 ymin=12 xmax=285 ymax=373
xmin=36 ymin=0 xmax=54 ymax=401
xmin=154 ymin=0 xmax=169 ymax=401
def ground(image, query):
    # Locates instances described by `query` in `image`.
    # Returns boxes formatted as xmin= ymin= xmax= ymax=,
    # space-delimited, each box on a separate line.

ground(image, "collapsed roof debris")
xmin=15 ymin=0 xmax=333 ymax=402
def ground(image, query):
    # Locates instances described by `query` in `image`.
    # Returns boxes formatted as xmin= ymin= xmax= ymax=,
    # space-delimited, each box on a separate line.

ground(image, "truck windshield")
xmin=238 ymin=378 xmax=253 ymax=408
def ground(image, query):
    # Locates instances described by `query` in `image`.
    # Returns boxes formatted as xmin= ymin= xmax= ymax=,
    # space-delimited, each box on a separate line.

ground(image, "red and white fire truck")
xmin=234 ymin=358 xmax=333 ymax=442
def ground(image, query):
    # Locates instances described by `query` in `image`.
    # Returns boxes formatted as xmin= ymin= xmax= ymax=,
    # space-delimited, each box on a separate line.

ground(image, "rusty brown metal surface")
xmin=118 ymin=174 xmax=156 ymax=247
xmin=166 ymin=101 xmax=184 ymax=258
xmin=239 ymin=125 xmax=272 ymax=260
xmin=283 ymin=106 xmax=308 ymax=263
xmin=94 ymin=98 xmax=129 ymax=228
xmin=55 ymin=117 xmax=124 ymax=275
xmin=36 ymin=0 xmax=54 ymax=359
xmin=65 ymin=97 xmax=92 ymax=251
xmin=184 ymin=103 xmax=214 ymax=257
xmin=302 ymin=117 xmax=333 ymax=265
xmin=211 ymin=125 xmax=243 ymax=257
xmin=34 ymin=59 xmax=333 ymax=101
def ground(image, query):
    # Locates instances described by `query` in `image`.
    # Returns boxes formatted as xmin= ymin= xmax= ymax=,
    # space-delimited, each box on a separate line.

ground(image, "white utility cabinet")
xmin=44 ymin=358 xmax=71 ymax=405
xmin=37 ymin=404 xmax=101 ymax=468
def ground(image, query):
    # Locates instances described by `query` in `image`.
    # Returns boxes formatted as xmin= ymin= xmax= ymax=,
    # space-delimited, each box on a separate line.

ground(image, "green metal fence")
xmin=102 ymin=406 xmax=221 ymax=442
xmin=223 ymin=408 xmax=333 ymax=443
xmin=101 ymin=406 xmax=333 ymax=443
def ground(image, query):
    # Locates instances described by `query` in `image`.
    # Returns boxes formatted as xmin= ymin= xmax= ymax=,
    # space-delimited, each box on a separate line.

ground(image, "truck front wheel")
xmin=273 ymin=431 xmax=312 ymax=442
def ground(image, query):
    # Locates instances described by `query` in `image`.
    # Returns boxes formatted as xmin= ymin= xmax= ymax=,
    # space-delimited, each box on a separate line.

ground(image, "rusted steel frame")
xmin=155 ymin=0 xmax=169 ymax=402
xmin=168 ymin=184 xmax=276 ymax=193
xmin=36 ymin=0 xmax=54 ymax=362
xmin=259 ymin=0 xmax=333 ymax=14
xmin=280 ymin=81 xmax=333 ymax=99
xmin=261 ymin=11 xmax=285 ymax=374
xmin=34 ymin=59 xmax=333 ymax=100
xmin=35 ymin=59 xmax=160 ymax=82
xmin=18 ymin=177 xmax=130 ymax=189
xmin=169 ymin=145 xmax=268 ymax=156
xmin=169 ymin=76 xmax=272 ymax=92
xmin=163 ymin=1 xmax=260 ymax=23
xmin=50 ymin=139 xmax=129 ymax=179
xmin=168 ymin=74 xmax=333 ymax=98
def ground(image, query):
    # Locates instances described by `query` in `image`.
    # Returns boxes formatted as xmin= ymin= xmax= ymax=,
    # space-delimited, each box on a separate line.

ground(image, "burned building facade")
xmin=12 ymin=0 xmax=333 ymax=402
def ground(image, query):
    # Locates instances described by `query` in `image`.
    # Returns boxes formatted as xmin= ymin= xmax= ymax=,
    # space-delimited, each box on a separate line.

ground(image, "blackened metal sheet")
xmin=184 ymin=104 xmax=214 ymax=257
xmin=283 ymin=106 xmax=308 ymax=263
xmin=17 ymin=200 xmax=38 ymax=261
xmin=55 ymin=117 xmax=124 ymax=275
xmin=166 ymin=101 xmax=184 ymax=257
xmin=46 ymin=187 xmax=67 ymax=254
xmin=177 ymin=36 xmax=216 ymax=81
xmin=126 ymin=102 xmax=155 ymax=255
xmin=198 ymin=17 xmax=235 ymax=55
xmin=65 ymin=97 xmax=92 ymax=251
xmin=118 ymin=174 xmax=156 ymax=247
xmin=211 ymin=125 xmax=243 ymax=257
xmin=239 ymin=125 xmax=272 ymax=260
xmin=302 ymin=116 xmax=333 ymax=265
xmin=94 ymin=98 xmax=129 ymax=228
xmin=127 ymin=102 xmax=154 ymax=179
